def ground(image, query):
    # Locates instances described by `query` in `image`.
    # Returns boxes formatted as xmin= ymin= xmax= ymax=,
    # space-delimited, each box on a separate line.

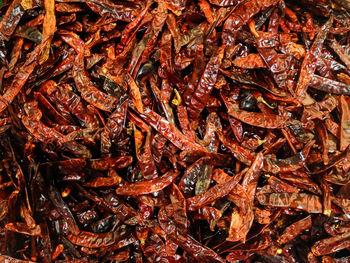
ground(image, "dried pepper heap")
xmin=0 ymin=0 xmax=350 ymax=262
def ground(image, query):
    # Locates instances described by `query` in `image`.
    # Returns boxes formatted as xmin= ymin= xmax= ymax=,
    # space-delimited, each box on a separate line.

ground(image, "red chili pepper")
xmin=278 ymin=215 xmax=312 ymax=244
xmin=312 ymin=231 xmax=350 ymax=256
xmin=116 ymin=170 xmax=180 ymax=196
xmin=296 ymin=17 xmax=333 ymax=100
xmin=0 ymin=1 xmax=349 ymax=261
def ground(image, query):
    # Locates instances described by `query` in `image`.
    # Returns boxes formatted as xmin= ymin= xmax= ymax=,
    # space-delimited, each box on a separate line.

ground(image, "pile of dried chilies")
xmin=0 ymin=0 xmax=350 ymax=262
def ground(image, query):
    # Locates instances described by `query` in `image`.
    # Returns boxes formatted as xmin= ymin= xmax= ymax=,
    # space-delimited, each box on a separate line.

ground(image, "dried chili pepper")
xmin=116 ymin=170 xmax=180 ymax=196
xmin=0 ymin=0 xmax=349 ymax=261
xmin=296 ymin=17 xmax=333 ymax=100
xmin=312 ymin=231 xmax=350 ymax=256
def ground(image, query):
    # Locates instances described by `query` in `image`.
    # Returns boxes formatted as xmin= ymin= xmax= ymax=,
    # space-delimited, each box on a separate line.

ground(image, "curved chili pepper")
xmin=222 ymin=92 xmax=290 ymax=128
xmin=67 ymin=225 xmax=129 ymax=248
xmin=187 ymin=45 xmax=225 ymax=121
xmin=186 ymin=170 xmax=244 ymax=211
xmin=222 ymin=0 xmax=279 ymax=46
xmin=5 ymin=222 xmax=42 ymax=237
xmin=309 ymin=75 xmax=350 ymax=95
xmin=0 ymin=42 xmax=45 ymax=114
xmin=296 ymin=17 xmax=333 ymax=100
xmin=263 ymin=140 xmax=314 ymax=173
xmin=116 ymin=170 xmax=180 ymax=196
xmin=0 ymin=0 xmax=25 ymax=41
xmin=115 ymin=3 xmax=150 ymax=55
xmin=278 ymin=215 xmax=312 ymax=244
xmin=311 ymin=231 xmax=350 ymax=256
xmin=139 ymin=108 xmax=207 ymax=152
xmin=73 ymin=52 xmax=117 ymax=112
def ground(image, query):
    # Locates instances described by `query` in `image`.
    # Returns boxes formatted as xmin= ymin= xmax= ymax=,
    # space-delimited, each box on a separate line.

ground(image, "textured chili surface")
xmin=0 ymin=0 xmax=349 ymax=262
